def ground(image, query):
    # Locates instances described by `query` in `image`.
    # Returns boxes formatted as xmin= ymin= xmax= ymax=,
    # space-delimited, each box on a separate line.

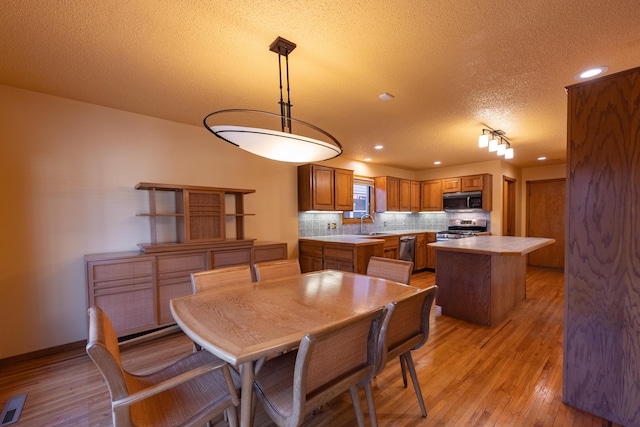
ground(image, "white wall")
xmin=0 ymin=85 xmax=300 ymax=358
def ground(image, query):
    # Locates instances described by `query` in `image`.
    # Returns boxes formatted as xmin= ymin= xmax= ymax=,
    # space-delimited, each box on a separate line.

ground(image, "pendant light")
xmin=204 ymin=37 xmax=343 ymax=163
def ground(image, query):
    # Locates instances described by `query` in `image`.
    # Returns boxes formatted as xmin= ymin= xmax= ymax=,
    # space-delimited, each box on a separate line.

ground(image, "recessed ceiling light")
xmin=538 ymin=156 xmax=547 ymax=161
xmin=374 ymin=145 xmax=383 ymax=150
xmin=379 ymin=92 xmax=395 ymax=101
xmin=364 ymin=158 xmax=372 ymax=162
xmin=576 ymin=66 xmax=608 ymax=80
xmin=434 ymin=161 xmax=441 ymax=165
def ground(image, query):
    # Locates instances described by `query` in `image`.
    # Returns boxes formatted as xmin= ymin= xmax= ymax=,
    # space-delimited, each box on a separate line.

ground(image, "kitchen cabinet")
xmin=374 ymin=176 xmax=400 ymax=212
xmin=299 ymin=241 xmax=324 ymax=272
xmin=299 ymin=238 xmax=384 ymax=274
xmin=297 ymin=164 xmax=354 ymax=211
xmin=156 ymin=252 xmax=207 ymax=325
xmin=420 ymin=179 xmax=443 ymax=211
xmin=564 ymin=66 xmax=640 ymax=426
xmin=380 ymin=235 xmax=399 ymax=259
xmin=442 ymin=178 xmax=461 ymax=193
xmin=376 ymin=177 xmax=420 ymax=212
xmin=415 ymin=233 xmax=427 ymax=270
xmin=410 ymin=180 xmax=421 ymax=212
xmin=426 ymin=232 xmax=437 ymax=269
xmin=426 ymin=174 xmax=492 ymax=211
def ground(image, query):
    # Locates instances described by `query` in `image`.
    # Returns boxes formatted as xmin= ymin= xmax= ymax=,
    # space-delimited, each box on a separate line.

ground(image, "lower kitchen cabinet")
xmin=426 ymin=232 xmax=437 ymax=269
xmin=415 ymin=233 xmax=427 ymax=270
xmin=86 ymin=241 xmax=287 ymax=337
xmin=380 ymin=236 xmax=399 ymax=259
xmin=299 ymin=239 xmax=384 ymax=274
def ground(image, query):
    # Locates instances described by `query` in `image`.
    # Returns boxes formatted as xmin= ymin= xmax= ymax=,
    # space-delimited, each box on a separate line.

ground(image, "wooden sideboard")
xmin=86 ymin=241 xmax=287 ymax=337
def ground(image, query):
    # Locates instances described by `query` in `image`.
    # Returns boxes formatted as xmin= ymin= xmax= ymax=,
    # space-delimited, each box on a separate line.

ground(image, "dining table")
xmin=170 ymin=269 xmax=420 ymax=427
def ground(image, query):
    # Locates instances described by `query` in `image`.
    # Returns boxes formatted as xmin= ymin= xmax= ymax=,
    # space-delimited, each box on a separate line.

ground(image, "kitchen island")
xmin=430 ymin=236 xmax=554 ymax=326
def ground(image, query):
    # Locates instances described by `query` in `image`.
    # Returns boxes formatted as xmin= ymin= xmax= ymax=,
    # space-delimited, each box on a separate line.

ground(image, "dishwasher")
xmin=399 ymin=235 xmax=416 ymax=264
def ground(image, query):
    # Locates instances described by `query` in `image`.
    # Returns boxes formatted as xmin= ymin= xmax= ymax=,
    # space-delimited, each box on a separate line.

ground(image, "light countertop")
xmin=429 ymin=236 xmax=555 ymax=256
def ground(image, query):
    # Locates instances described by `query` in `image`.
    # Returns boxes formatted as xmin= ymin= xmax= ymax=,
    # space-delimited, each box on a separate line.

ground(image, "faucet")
xmin=360 ymin=213 xmax=374 ymax=235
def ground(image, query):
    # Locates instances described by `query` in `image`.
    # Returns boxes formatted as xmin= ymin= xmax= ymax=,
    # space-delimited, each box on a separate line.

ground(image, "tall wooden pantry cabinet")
xmin=564 ymin=66 xmax=640 ymax=426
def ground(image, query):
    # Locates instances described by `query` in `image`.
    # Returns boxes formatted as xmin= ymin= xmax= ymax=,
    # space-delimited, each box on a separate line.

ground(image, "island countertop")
xmin=429 ymin=236 xmax=555 ymax=256
xmin=298 ymin=235 xmax=385 ymax=246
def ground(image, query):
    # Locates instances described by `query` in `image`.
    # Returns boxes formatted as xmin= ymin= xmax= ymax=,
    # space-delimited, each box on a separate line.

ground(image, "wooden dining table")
xmin=170 ymin=269 xmax=420 ymax=427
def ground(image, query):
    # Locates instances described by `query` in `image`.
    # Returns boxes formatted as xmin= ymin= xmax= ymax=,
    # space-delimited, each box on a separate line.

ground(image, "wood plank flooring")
xmin=0 ymin=267 xmax=620 ymax=426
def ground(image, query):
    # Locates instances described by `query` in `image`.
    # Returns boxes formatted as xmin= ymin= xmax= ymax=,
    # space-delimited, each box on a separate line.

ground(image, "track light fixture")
xmin=478 ymin=128 xmax=514 ymax=159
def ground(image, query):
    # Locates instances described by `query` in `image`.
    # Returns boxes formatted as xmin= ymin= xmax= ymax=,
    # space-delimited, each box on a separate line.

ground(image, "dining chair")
xmin=367 ymin=285 xmax=438 ymax=420
xmin=191 ymin=265 xmax=254 ymax=294
xmin=86 ymin=306 xmax=240 ymax=427
xmin=252 ymin=307 xmax=387 ymax=427
xmin=366 ymin=256 xmax=414 ymax=285
xmin=253 ymin=259 xmax=301 ymax=282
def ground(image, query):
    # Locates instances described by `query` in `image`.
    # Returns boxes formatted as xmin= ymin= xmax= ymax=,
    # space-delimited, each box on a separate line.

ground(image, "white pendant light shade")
xmin=505 ymin=147 xmax=514 ymax=159
xmin=497 ymin=142 xmax=507 ymax=156
xmin=488 ymin=138 xmax=499 ymax=152
xmin=208 ymin=125 xmax=342 ymax=162
xmin=204 ymin=37 xmax=342 ymax=163
xmin=478 ymin=134 xmax=489 ymax=148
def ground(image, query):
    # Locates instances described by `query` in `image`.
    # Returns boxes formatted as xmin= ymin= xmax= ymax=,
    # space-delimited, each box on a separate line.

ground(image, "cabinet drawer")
xmin=212 ymin=248 xmax=252 ymax=268
xmin=324 ymin=246 xmax=354 ymax=261
xmin=157 ymin=253 xmax=207 ymax=273
xmin=90 ymin=259 xmax=153 ymax=281
xmin=253 ymin=243 xmax=288 ymax=263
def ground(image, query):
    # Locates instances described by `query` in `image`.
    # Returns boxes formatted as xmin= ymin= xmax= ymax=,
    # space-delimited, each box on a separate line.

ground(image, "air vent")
xmin=1 ymin=394 xmax=27 ymax=426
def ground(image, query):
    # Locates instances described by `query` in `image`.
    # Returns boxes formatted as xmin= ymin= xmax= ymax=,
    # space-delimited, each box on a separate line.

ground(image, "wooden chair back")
xmin=366 ymin=256 xmax=414 ymax=285
xmin=253 ymin=259 xmax=301 ymax=282
xmin=254 ymin=307 xmax=386 ymax=426
xmin=191 ymin=265 xmax=253 ymax=294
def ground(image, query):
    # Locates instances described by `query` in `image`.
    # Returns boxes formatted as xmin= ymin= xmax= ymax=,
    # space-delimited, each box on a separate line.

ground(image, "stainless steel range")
xmin=436 ymin=219 xmax=488 ymax=241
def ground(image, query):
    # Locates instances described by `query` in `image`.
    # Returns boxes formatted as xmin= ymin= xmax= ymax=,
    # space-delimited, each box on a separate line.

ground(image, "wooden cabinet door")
xmin=461 ymin=175 xmax=484 ymax=191
xmin=311 ymin=165 xmax=335 ymax=210
xmin=183 ymin=190 xmax=225 ymax=242
xmin=410 ymin=180 xmax=421 ymax=212
xmin=426 ymin=233 xmax=437 ymax=269
xmin=420 ymin=180 xmax=443 ymax=211
xmin=415 ymin=233 xmax=427 ymax=270
xmin=334 ymin=168 xmax=354 ymax=211
xmin=156 ymin=252 xmax=207 ymax=325
xmin=399 ymin=179 xmax=411 ymax=211
xmin=442 ymin=178 xmax=461 ymax=193
xmin=375 ymin=176 xmax=400 ymax=212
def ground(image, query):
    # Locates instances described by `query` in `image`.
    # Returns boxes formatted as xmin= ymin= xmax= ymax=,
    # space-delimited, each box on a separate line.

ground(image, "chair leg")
xmin=403 ymin=351 xmax=427 ymax=417
xmin=399 ymin=354 xmax=408 ymax=388
xmin=349 ymin=387 xmax=366 ymax=427
xmin=363 ymin=382 xmax=379 ymax=427
xmin=225 ymin=406 xmax=238 ymax=427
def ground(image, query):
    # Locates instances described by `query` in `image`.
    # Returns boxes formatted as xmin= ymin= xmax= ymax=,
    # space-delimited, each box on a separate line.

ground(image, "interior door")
xmin=527 ymin=179 xmax=565 ymax=268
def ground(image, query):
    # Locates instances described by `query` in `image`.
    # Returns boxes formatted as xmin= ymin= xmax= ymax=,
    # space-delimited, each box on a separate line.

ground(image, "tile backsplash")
xmin=298 ymin=211 xmax=491 ymax=237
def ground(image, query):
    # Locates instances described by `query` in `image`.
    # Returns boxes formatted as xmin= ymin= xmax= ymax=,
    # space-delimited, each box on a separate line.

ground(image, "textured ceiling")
xmin=2 ymin=0 xmax=640 ymax=170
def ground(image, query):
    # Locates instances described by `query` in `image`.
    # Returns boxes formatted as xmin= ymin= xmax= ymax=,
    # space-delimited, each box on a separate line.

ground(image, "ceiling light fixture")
xmin=203 ymin=37 xmax=343 ymax=163
xmin=379 ymin=92 xmax=395 ymax=101
xmin=576 ymin=66 xmax=608 ymax=80
xmin=478 ymin=128 xmax=514 ymax=159
xmin=374 ymin=145 xmax=383 ymax=150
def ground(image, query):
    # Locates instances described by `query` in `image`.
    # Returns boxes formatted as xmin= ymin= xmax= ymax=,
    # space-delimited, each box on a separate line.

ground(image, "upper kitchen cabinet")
xmin=375 ymin=176 xmax=421 ymax=212
xmin=374 ymin=176 xmax=400 ymax=212
xmin=442 ymin=178 xmax=461 ymax=193
xmin=298 ymin=164 xmax=354 ymax=211
xmin=461 ymin=174 xmax=491 ymax=192
xmin=420 ymin=179 xmax=443 ymax=211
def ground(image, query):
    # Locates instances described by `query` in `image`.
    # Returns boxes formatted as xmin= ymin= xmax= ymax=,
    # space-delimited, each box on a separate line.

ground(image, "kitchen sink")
xmin=360 ymin=232 xmax=395 ymax=236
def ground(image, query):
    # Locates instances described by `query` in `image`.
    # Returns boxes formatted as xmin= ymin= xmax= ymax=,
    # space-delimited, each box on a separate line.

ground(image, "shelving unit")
xmin=135 ymin=182 xmax=255 ymax=253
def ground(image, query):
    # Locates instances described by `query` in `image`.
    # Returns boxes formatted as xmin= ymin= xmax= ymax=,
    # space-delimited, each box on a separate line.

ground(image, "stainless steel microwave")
xmin=442 ymin=191 xmax=483 ymax=212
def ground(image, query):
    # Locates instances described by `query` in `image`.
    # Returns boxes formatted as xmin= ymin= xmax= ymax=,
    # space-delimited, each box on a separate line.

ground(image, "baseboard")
xmin=0 ymin=340 xmax=86 ymax=370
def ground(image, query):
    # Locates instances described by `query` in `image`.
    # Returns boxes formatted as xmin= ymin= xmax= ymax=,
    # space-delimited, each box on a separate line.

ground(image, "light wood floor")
xmin=0 ymin=267 xmax=619 ymax=426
